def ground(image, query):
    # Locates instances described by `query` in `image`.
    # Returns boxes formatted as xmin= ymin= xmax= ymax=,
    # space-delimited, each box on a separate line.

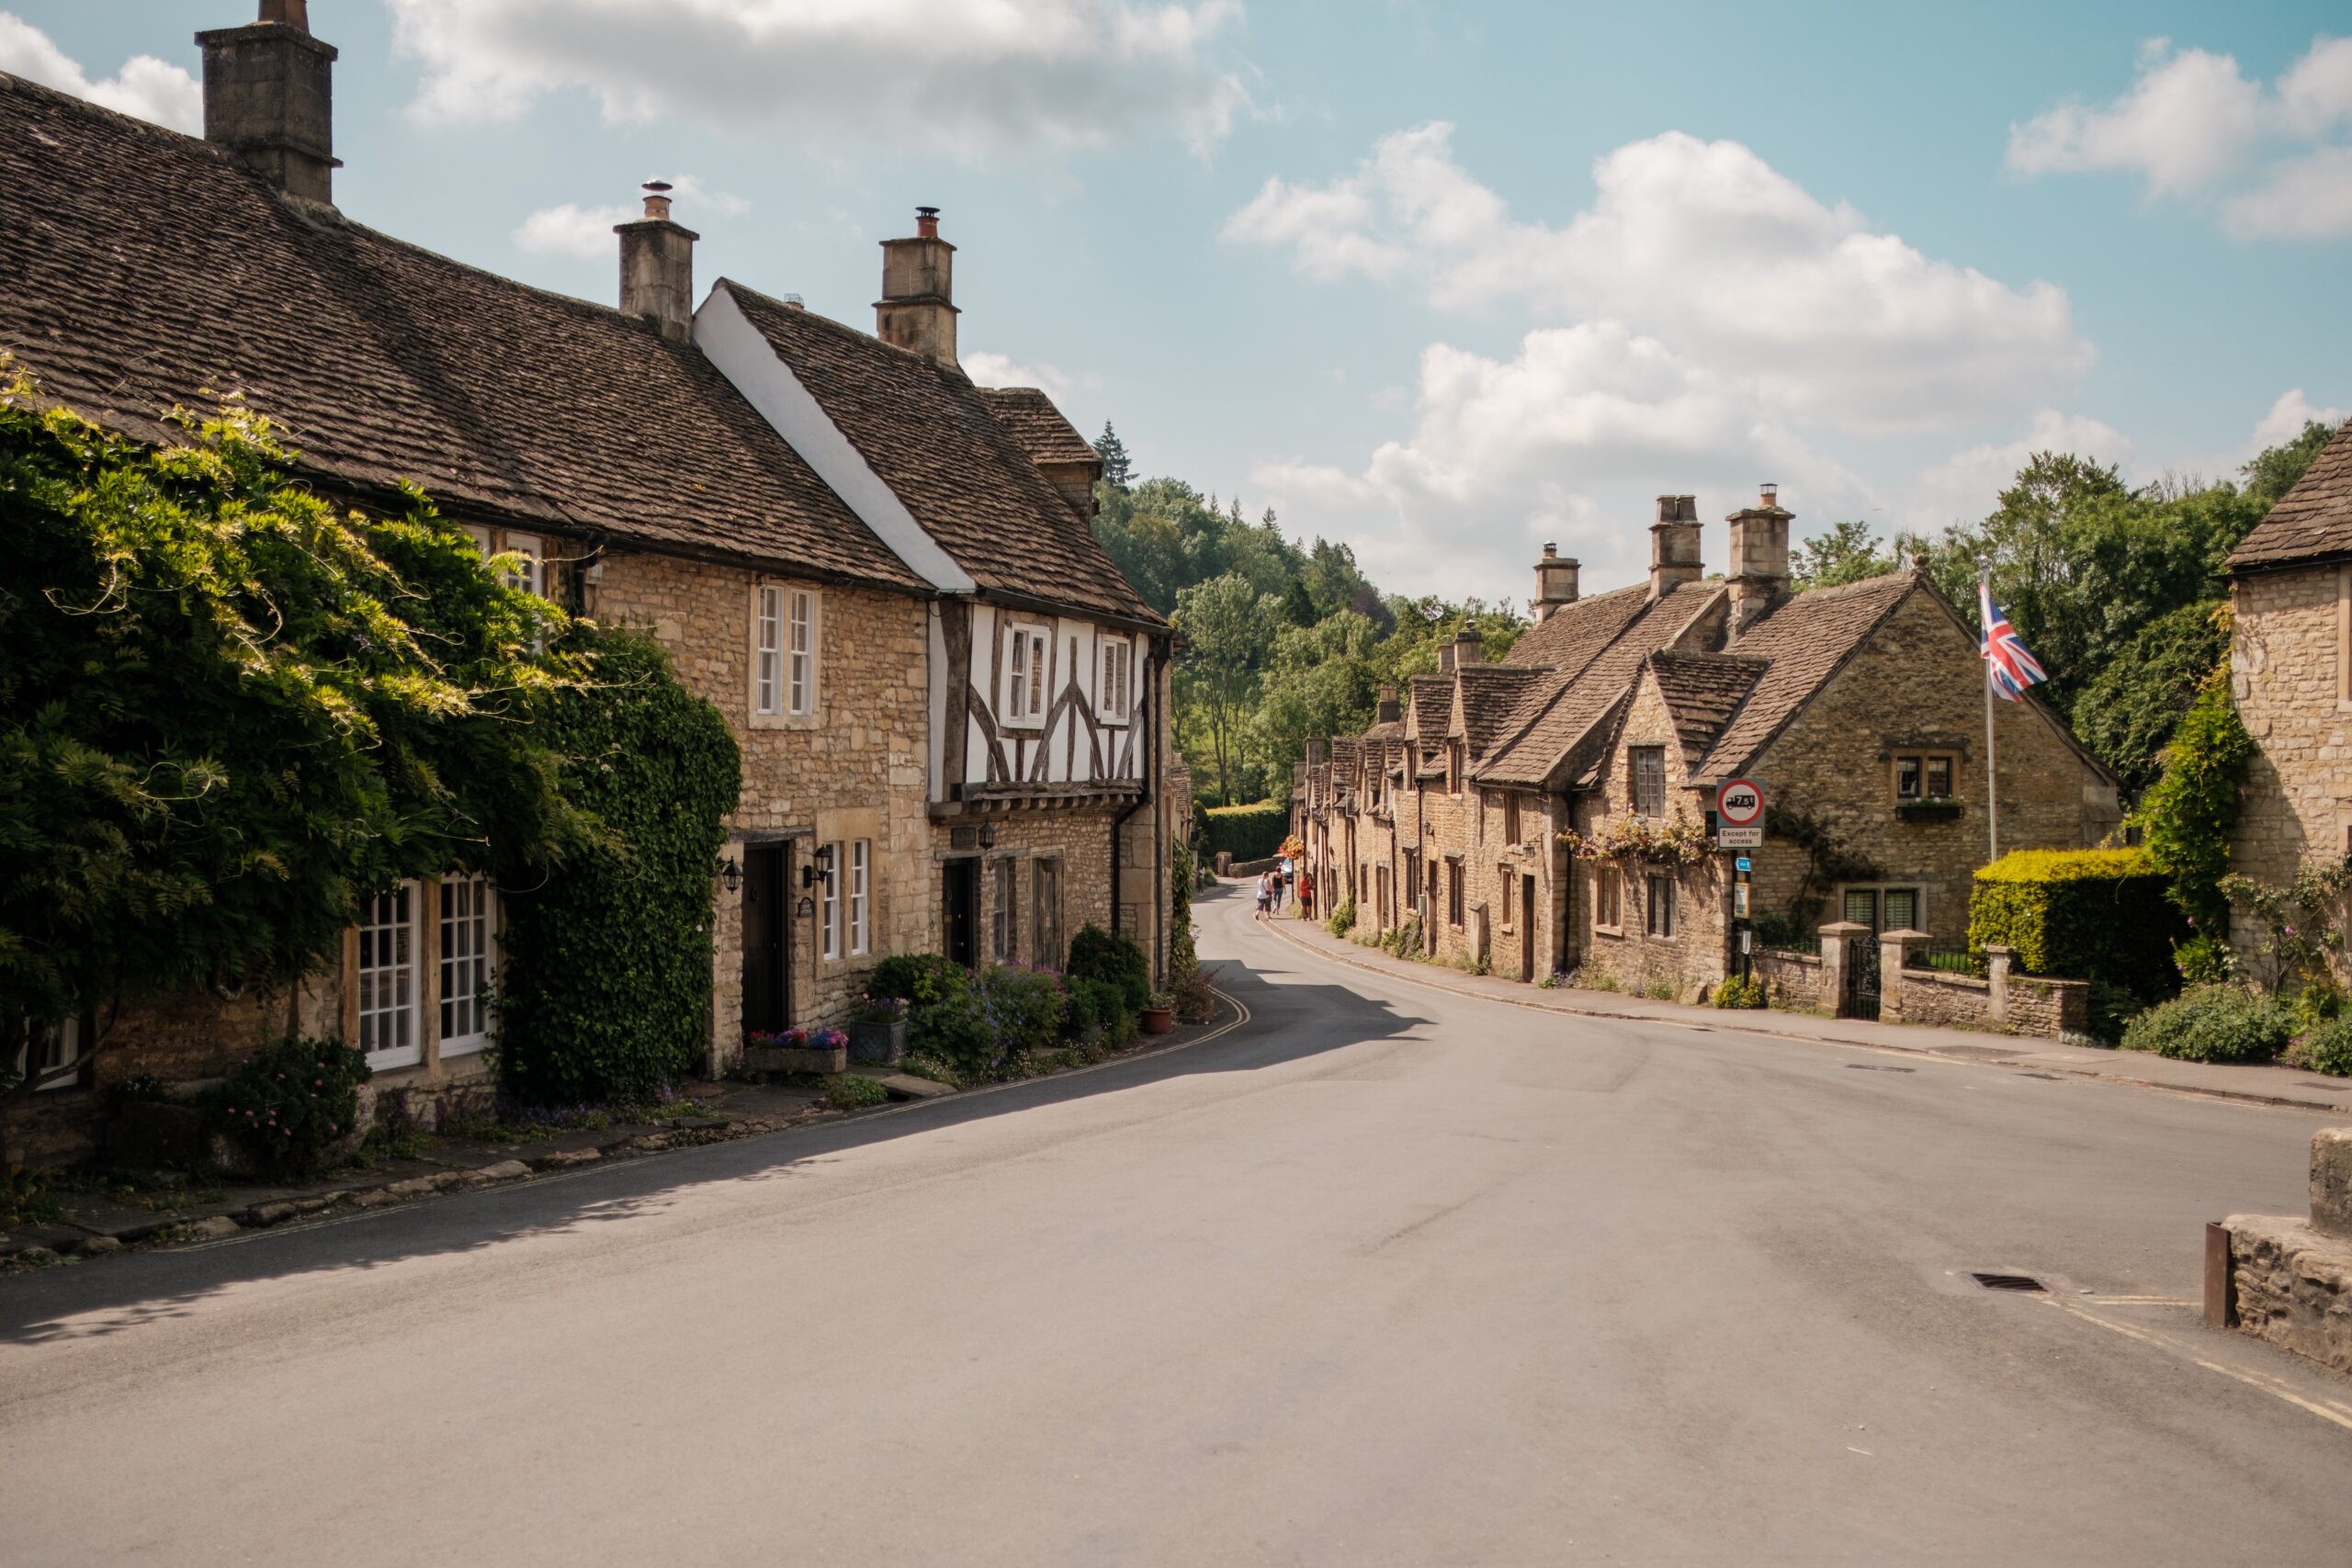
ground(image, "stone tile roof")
xmin=0 ymin=72 xmax=925 ymax=592
xmin=1475 ymin=581 xmax=1723 ymax=788
xmin=977 ymin=388 xmax=1102 ymax=469
xmin=1692 ymin=572 xmax=1917 ymax=783
xmin=2229 ymin=418 xmax=2352 ymax=571
xmin=1456 ymin=665 xmax=1551 ymax=759
xmin=720 ymin=284 xmax=1159 ymax=623
xmin=1501 ymin=581 xmax=1654 ymax=674
xmin=1408 ymin=676 xmax=1453 ymax=738
xmin=1646 ymin=652 xmax=1770 ymax=766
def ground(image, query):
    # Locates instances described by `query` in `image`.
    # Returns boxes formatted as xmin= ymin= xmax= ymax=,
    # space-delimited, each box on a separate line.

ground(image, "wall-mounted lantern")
xmin=718 ymin=856 xmax=741 ymax=894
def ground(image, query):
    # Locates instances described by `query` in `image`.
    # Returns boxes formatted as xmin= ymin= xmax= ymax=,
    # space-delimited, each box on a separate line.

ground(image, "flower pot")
xmin=742 ymin=1043 xmax=848 ymax=1075
xmin=1140 ymin=1006 xmax=1174 ymax=1035
xmin=847 ymin=1017 xmax=908 ymax=1066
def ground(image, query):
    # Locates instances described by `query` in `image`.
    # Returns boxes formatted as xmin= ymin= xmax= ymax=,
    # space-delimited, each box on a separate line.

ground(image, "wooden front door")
xmin=1521 ymin=874 xmax=1536 ymax=982
xmin=943 ymin=856 xmax=980 ymax=968
xmin=741 ymin=843 xmax=792 ymax=1034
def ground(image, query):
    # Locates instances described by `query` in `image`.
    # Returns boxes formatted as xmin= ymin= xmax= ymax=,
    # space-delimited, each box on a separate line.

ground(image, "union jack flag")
xmin=1980 ymin=579 xmax=2047 ymax=701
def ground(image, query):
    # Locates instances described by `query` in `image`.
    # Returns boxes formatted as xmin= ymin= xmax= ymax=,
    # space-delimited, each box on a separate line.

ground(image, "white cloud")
xmin=2249 ymin=388 xmax=2349 ymax=450
xmin=513 ymin=175 xmax=748 ymax=258
xmin=0 ymin=13 xmax=199 ymax=132
xmin=387 ymin=0 xmax=1257 ymax=157
xmin=961 ymin=351 xmax=1101 ymax=411
xmin=2010 ymin=35 xmax=2352 ymax=240
xmin=1903 ymin=410 xmax=2134 ymax=534
xmin=1224 ymin=124 xmax=2089 ymax=432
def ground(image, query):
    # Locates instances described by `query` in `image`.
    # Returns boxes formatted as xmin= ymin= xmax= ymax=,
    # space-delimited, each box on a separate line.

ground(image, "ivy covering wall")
xmin=496 ymin=635 xmax=740 ymax=1105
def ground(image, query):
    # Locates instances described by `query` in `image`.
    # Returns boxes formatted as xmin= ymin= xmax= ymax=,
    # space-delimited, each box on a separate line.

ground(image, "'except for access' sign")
xmin=1715 ymin=776 xmax=1765 ymax=828
xmin=1717 ymin=827 xmax=1763 ymax=848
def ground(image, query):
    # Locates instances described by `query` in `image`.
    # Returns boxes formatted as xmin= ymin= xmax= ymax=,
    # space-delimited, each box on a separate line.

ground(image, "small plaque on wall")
xmin=951 ymin=826 xmax=978 ymax=850
xmin=796 ymin=896 xmax=816 ymax=919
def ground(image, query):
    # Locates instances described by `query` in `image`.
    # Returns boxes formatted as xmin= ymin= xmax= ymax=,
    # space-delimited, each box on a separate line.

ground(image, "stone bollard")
xmin=1877 ymin=929 xmax=1929 ymax=1023
xmin=1984 ymin=944 xmax=2014 ymax=1025
xmin=1818 ymin=921 xmax=1869 ymax=1018
xmin=2315 ymin=1128 xmax=2352 ymax=1240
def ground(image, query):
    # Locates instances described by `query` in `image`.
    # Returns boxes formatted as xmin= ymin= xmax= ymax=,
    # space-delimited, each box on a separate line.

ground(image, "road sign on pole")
xmin=1715 ymin=777 xmax=1764 ymax=828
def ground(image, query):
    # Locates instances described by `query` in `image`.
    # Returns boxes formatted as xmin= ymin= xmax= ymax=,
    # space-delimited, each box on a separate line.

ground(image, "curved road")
xmin=2 ymin=883 xmax=2347 ymax=1564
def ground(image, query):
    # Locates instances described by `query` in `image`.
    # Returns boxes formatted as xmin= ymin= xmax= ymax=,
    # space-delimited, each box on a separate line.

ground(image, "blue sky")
xmin=6 ymin=1 xmax=2347 ymax=600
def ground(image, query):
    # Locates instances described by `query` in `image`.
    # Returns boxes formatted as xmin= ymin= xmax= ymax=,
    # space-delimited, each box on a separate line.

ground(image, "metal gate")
xmin=1843 ymin=934 xmax=1881 ymax=1021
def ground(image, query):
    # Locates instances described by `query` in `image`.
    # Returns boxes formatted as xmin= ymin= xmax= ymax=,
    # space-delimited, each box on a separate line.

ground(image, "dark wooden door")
xmin=943 ymin=857 xmax=979 ymax=968
xmin=1521 ymin=874 xmax=1535 ymax=983
xmin=741 ymin=843 xmax=791 ymax=1034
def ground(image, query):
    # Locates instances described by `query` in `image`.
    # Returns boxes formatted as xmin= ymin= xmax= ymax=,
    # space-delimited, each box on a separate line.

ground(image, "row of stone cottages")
xmin=1 ymin=6 xmax=1182 ymax=1159
xmin=1293 ymin=490 xmax=2124 ymax=1023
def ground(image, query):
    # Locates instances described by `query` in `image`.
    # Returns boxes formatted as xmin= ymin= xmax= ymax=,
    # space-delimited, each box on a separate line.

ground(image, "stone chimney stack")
xmin=196 ymin=0 xmax=339 ymax=205
xmin=615 ymin=183 xmax=699 ymax=344
xmin=1725 ymin=482 xmax=1794 ymax=638
xmin=1532 ymin=543 xmax=1580 ymax=623
xmin=1376 ymin=683 xmax=1403 ymax=725
xmin=1453 ymin=626 xmax=1484 ymax=668
xmin=1648 ymin=494 xmax=1703 ymax=601
xmin=876 ymin=207 xmax=959 ymax=367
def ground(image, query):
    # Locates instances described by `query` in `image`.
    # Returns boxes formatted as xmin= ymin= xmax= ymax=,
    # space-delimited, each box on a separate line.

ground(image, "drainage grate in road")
xmin=1844 ymin=1062 xmax=1916 ymax=1073
xmin=1971 ymin=1271 xmax=2047 ymax=1292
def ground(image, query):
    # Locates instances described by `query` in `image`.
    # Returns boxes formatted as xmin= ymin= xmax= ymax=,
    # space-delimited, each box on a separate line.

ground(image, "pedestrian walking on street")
xmin=1255 ymin=871 xmax=1274 ymax=919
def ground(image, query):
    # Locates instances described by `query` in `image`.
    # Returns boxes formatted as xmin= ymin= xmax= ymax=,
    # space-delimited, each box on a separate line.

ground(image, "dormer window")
xmin=1003 ymin=622 xmax=1050 ymax=728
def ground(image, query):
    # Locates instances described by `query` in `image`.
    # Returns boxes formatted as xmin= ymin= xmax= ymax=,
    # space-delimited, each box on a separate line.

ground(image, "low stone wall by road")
xmin=1751 ymin=950 xmax=1825 ymax=1010
xmin=2220 ymin=1128 xmax=2352 ymax=1376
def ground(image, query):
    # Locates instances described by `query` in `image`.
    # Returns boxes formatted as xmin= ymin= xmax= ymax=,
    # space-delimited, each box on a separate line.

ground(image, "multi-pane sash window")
xmin=848 ymin=840 xmax=871 ymax=957
xmin=1645 ymin=874 xmax=1676 ymax=938
xmin=991 ymin=858 xmax=1016 ymax=962
xmin=1005 ymin=625 xmax=1049 ymax=726
xmin=1033 ymin=857 xmax=1062 ymax=967
xmin=821 ymin=841 xmax=842 ymax=962
xmin=1099 ymin=638 xmax=1131 ymax=723
xmin=504 ymin=533 xmax=545 ymax=599
xmin=787 ymin=589 xmax=816 ymax=716
xmin=1631 ymin=747 xmax=1668 ymax=818
xmin=15 ymin=1016 xmax=83 ymax=1093
xmin=439 ymin=875 xmax=493 ymax=1056
xmin=1883 ymin=887 xmax=1918 ymax=931
xmin=359 ymin=883 xmax=421 ymax=1068
xmin=1597 ymin=866 xmax=1623 ymax=930
xmin=754 ymin=586 xmax=784 ymax=716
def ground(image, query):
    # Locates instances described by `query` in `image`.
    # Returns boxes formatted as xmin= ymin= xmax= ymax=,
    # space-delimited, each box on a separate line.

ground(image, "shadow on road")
xmin=0 ymin=886 xmax=1427 ymax=1347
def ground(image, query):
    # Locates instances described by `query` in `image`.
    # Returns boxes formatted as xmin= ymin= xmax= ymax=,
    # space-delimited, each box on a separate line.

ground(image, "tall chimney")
xmin=876 ymin=206 xmax=959 ymax=367
xmin=1649 ymin=494 xmax=1703 ymax=601
xmin=1453 ymin=626 xmax=1484 ymax=667
xmin=1376 ymin=683 xmax=1403 ymax=725
xmin=1532 ymin=543 xmax=1581 ymax=623
xmin=196 ymin=1 xmax=339 ymax=205
xmin=616 ymin=182 xmax=698 ymax=344
xmin=1725 ymin=481 xmax=1794 ymax=638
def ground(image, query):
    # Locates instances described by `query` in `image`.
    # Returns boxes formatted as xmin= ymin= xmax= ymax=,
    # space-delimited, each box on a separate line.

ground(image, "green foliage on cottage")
xmin=1968 ymin=848 xmax=2181 ymax=1001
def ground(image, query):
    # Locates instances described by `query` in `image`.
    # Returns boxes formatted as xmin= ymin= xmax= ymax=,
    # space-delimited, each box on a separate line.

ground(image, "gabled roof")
xmin=1502 ymin=581 xmax=1655 ymax=675
xmin=1475 ymin=581 xmax=1723 ymax=788
xmin=978 ymin=388 xmax=1102 ymax=471
xmin=1646 ymin=652 xmax=1770 ymax=767
xmin=0 ymin=71 xmax=924 ymax=592
xmin=2229 ymin=418 xmax=2352 ymax=571
xmin=1456 ymin=664 xmax=1551 ymax=759
xmin=1407 ymin=675 xmax=1453 ymax=739
xmin=1691 ymin=572 xmax=1916 ymax=782
xmin=715 ymin=283 xmax=1159 ymax=624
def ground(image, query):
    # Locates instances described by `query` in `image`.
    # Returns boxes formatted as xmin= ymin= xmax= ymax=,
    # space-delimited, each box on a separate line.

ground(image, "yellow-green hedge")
xmin=1968 ymin=847 xmax=2181 ymax=1000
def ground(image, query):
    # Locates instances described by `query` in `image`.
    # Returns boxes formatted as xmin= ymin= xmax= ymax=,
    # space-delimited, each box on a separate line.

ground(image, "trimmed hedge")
xmin=1968 ymin=848 xmax=2183 ymax=1001
xmin=2120 ymin=985 xmax=2292 ymax=1064
xmin=1202 ymin=800 xmax=1290 ymax=865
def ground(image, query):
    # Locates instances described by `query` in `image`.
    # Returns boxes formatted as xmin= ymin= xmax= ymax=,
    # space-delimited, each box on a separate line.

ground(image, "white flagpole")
xmin=1982 ymin=576 xmax=1999 ymax=863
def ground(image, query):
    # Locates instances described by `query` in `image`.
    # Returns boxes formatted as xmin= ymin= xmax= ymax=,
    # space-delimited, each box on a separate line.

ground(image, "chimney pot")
xmin=259 ymin=0 xmax=310 ymax=28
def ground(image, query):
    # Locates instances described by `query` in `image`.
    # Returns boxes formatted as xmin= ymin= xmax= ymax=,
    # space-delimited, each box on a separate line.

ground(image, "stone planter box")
xmin=847 ymin=1017 xmax=908 ymax=1066
xmin=742 ymin=1043 xmax=847 ymax=1076
xmin=1895 ymin=799 xmax=1964 ymax=824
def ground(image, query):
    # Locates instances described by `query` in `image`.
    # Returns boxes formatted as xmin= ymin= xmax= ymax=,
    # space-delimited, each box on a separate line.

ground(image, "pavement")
xmin=1 ymin=882 xmax=2347 ymax=1565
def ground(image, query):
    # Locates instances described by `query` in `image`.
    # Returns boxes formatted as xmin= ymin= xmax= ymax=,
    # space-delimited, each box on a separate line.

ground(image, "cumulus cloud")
xmin=1225 ymin=123 xmax=2090 ymax=432
xmin=962 ymin=351 xmax=1102 ymax=412
xmin=2249 ymin=388 xmax=2349 ymax=450
xmin=2010 ymin=35 xmax=2352 ymax=240
xmin=0 ymin=12 xmax=199 ymax=132
xmin=388 ymin=0 xmax=1257 ymax=156
xmin=1903 ymin=410 xmax=2135 ymax=534
xmin=513 ymin=175 xmax=749 ymax=258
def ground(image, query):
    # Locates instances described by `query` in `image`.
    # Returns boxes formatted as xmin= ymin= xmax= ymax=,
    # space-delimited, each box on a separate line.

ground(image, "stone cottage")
xmin=2226 ymin=417 xmax=2352 ymax=977
xmin=0 ymin=5 xmax=1170 ymax=1156
xmin=1298 ymin=489 xmax=2120 ymax=1003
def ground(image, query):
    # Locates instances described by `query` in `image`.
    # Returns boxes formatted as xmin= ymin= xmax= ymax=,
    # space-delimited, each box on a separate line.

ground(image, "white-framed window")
xmin=848 ymin=840 xmax=871 ymax=957
xmin=788 ymin=588 xmax=817 ymax=716
xmin=1003 ymin=623 xmax=1050 ymax=728
xmin=754 ymin=585 xmax=784 ymax=716
xmin=358 ymin=882 xmax=422 ymax=1069
xmin=1099 ymin=637 xmax=1131 ymax=724
xmin=821 ymin=841 xmax=842 ymax=962
xmin=503 ymin=533 xmax=546 ymax=600
xmin=438 ymin=875 xmax=495 ymax=1057
xmin=13 ymin=1015 xmax=84 ymax=1093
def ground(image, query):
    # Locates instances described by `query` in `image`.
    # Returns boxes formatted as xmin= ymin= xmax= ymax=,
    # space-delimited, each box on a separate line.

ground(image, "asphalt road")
xmin=3 ymin=883 xmax=2348 ymax=1566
